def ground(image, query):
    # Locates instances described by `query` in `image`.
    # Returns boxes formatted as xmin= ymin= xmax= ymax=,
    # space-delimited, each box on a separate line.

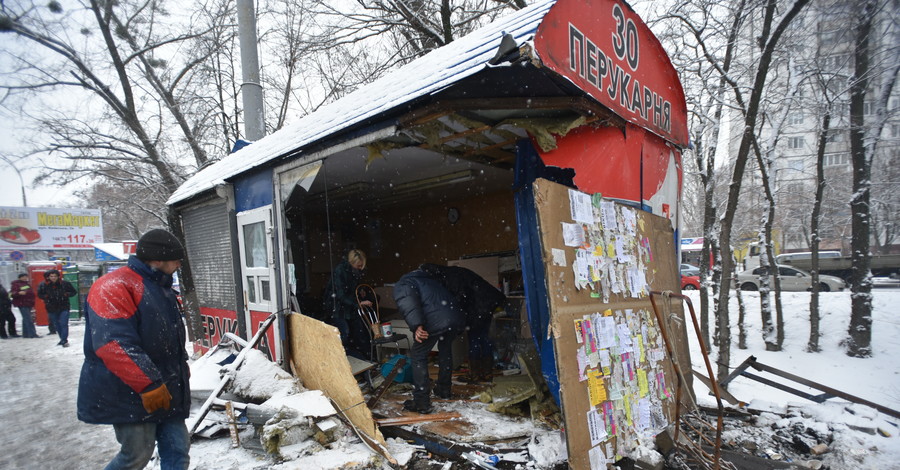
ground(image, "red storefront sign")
xmin=535 ymin=0 xmax=689 ymax=147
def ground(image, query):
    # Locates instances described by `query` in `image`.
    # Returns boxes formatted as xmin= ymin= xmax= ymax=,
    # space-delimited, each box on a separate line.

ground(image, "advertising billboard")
xmin=0 ymin=206 xmax=103 ymax=250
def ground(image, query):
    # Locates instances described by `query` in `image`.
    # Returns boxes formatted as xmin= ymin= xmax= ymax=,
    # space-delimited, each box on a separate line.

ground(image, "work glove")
xmin=140 ymin=384 xmax=173 ymax=413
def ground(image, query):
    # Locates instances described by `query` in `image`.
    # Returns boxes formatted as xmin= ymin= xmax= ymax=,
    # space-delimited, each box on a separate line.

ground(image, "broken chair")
xmin=356 ymin=284 xmax=410 ymax=362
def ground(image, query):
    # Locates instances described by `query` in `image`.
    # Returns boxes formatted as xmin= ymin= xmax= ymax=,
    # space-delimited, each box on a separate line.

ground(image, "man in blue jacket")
xmin=393 ymin=268 xmax=465 ymax=414
xmin=77 ymin=229 xmax=191 ymax=470
xmin=419 ymin=263 xmax=506 ymax=382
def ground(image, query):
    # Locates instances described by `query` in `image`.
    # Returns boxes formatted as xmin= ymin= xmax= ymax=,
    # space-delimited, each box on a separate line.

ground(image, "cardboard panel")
xmin=287 ymin=313 xmax=386 ymax=447
xmin=532 ymin=178 xmax=689 ymax=469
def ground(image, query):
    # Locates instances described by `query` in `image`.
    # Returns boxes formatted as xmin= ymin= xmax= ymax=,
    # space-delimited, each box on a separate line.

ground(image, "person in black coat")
xmin=322 ymin=249 xmax=372 ymax=360
xmin=0 ymin=283 xmax=17 ymax=338
xmin=393 ymin=268 xmax=465 ymax=413
xmin=419 ymin=263 xmax=507 ymax=382
xmin=37 ymin=269 xmax=77 ymax=347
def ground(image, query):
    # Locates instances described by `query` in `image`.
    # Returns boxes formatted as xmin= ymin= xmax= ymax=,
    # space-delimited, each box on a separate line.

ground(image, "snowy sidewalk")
xmin=0 ymin=322 xmax=119 ymax=470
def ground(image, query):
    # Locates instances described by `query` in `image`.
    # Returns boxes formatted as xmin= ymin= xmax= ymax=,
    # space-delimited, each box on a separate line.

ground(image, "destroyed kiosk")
xmin=167 ymin=0 xmax=694 ymax=468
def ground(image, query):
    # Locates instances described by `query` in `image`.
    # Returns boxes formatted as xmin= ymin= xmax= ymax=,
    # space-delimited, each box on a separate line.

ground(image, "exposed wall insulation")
xmin=287 ymin=313 xmax=387 ymax=450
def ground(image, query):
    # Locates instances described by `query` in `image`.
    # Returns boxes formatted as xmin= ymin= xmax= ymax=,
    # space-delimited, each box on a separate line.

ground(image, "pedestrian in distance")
xmin=419 ymin=263 xmax=507 ymax=383
xmin=37 ymin=269 xmax=77 ymax=347
xmin=77 ymin=228 xmax=192 ymax=470
xmin=0 ymin=282 xmax=18 ymax=338
xmin=393 ymin=268 xmax=465 ymax=414
xmin=10 ymin=273 xmax=38 ymax=338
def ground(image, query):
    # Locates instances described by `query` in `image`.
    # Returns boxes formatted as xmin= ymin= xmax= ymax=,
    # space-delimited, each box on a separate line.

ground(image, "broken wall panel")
xmin=287 ymin=313 xmax=386 ymax=448
xmin=531 ymin=178 xmax=690 ymax=470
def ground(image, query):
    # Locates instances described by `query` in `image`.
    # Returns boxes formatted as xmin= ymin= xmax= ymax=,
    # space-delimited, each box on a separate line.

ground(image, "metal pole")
xmin=236 ymin=0 xmax=265 ymax=142
xmin=0 ymin=155 xmax=27 ymax=206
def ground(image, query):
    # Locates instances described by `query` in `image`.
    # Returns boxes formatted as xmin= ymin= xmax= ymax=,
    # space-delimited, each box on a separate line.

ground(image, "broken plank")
xmin=188 ymin=313 xmax=277 ymax=435
xmin=366 ymin=356 xmax=406 ymax=409
xmin=692 ymin=369 xmax=745 ymax=406
xmin=375 ymin=412 xmax=462 ymax=427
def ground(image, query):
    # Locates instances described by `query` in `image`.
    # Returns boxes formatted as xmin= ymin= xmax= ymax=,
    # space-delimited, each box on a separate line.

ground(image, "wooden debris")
xmin=189 ymin=313 xmax=277 ymax=435
xmin=809 ymin=444 xmax=828 ymax=455
xmin=225 ymin=401 xmax=240 ymax=448
xmin=328 ymin=397 xmax=398 ymax=466
xmin=366 ymin=356 xmax=406 ymax=408
xmin=375 ymin=411 xmax=462 ymax=427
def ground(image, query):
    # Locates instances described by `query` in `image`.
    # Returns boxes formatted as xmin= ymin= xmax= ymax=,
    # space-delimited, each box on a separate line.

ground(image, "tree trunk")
xmin=846 ymin=1 xmax=875 ymax=357
xmin=808 ymin=110 xmax=830 ymax=353
xmin=736 ymin=283 xmax=747 ymax=349
xmin=752 ymin=137 xmax=782 ymax=350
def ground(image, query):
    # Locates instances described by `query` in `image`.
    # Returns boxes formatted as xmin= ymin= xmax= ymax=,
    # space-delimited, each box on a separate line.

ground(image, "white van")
xmin=774 ymin=251 xmax=842 ymax=264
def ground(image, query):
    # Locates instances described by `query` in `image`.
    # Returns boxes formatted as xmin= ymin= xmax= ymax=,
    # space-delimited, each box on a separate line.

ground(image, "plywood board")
xmin=532 ymin=178 xmax=690 ymax=470
xmin=287 ymin=313 xmax=387 ymax=447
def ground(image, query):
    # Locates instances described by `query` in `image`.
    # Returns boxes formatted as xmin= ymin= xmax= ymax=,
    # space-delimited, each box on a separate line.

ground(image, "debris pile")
xmin=189 ymin=343 xmax=389 ymax=467
xmin=669 ymin=403 xmax=896 ymax=470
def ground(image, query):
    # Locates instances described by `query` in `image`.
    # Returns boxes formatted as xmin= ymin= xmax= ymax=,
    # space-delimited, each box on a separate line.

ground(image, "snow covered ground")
xmin=0 ymin=289 xmax=898 ymax=469
xmin=683 ymin=289 xmax=900 ymax=469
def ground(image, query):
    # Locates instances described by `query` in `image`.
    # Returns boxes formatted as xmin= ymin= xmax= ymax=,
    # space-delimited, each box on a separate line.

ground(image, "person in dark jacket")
xmin=10 ymin=273 xmax=38 ymax=338
xmin=323 ymin=249 xmax=372 ymax=359
xmin=393 ymin=269 xmax=465 ymax=413
xmin=0 ymin=283 xmax=17 ymax=338
xmin=420 ymin=263 xmax=506 ymax=382
xmin=38 ymin=269 xmax=77 ymax=347
xmin=77 ymin=229 xmax=191 ymax=470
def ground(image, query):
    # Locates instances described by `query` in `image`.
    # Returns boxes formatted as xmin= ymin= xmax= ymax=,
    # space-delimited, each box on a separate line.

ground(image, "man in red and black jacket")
xmin=77 ymin=229 xmax=191 ymax=470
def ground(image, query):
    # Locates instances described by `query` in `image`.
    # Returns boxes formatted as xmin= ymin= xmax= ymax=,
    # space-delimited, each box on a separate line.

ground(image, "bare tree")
xmin=302 ymin=0 xmax=524 ymax=64
xmin=808 ymin=107 xmax=831 ymax=352
xmin=0 ymin=0 xmax=236 ymax=231
xmin=846 ymin=0 xmax=899 ymax=357
xmin=649 ymin=0 xmax=750 ymax=350
xmin=714 ymin=0 xmax=810 ymax=379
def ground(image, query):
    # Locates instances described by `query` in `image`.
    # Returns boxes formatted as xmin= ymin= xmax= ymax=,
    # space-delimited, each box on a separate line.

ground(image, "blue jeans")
xmin=18 ymin=307 xmax=37 ymax=338
xmin=48 ymin=310 xmax=70 ymax=344
xmin=106 ymin=419 xmax=190 ymax=470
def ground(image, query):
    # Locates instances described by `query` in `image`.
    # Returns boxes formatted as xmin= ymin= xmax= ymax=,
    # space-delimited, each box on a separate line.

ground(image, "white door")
xmin=236 ymin=206 xmax=280 ymax=360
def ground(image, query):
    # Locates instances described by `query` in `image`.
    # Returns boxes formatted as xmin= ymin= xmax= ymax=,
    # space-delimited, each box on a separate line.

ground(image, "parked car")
xmin=680 ymin=263 xmax=700 ymax=276
xmin=735 ymin=265 xmax=845 ymax=292
xmin=774 ymin=251 xmax=842 ymax=264
xmin=681 ymin=275 xmax=700 ymax=290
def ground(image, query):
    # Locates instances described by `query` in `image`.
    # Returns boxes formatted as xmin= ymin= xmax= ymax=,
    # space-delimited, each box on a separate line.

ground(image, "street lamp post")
xmin=0 ymin=155 xmax=27 ymax=206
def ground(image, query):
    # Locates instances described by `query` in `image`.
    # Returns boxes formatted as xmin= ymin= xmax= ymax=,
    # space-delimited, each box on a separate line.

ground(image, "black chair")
xmin=356 ymin=284 xmax=409 ymax=362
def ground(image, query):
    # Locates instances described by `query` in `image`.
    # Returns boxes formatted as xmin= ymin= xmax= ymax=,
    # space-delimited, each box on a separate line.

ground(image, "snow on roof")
xmin=92 ymin=242 xmax=130 ymax=260
xmin=167 ymin=0 xmax=556 ymax=206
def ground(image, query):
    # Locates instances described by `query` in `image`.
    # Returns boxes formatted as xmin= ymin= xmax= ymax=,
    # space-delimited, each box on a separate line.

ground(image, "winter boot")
xmin=479 ymin=356 xmax=495 ymax=382
xmin=403 ymin=399 xmax=433 ymax=414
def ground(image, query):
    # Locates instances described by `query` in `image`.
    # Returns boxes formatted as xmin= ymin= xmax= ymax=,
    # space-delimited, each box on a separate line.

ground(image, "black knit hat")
xmin=136 ymin=229 xmax=185 ymax=261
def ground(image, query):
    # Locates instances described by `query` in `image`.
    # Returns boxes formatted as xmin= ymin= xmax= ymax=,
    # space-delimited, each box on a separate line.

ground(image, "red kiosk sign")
xmin=535 ymin=0 xmax=689 ymax=147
